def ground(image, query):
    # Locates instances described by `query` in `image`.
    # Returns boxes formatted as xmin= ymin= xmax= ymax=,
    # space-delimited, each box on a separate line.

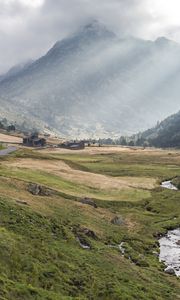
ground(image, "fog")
xmin=1 ymin=0 xmax=180 ymax=73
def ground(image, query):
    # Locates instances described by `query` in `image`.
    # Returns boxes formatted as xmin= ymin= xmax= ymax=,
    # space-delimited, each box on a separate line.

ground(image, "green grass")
xmin=0 ymin=143 xmax=5 ymax=150
xmin=0 ymin=165 xmax=151 ymax=202
xmin=46 ymin=151 xmax=180 ymax=180
xmin=0 ymin=148 xmax=179 ymax=299
xmin=0 ymin=189 xmax=179 ymax=300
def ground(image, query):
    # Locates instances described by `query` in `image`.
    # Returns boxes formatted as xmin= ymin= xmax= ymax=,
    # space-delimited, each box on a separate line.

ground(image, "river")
xmin=161 ymin=180 xmax=178 ymax=190
xmin=159 ymin=180 xmax=180 ymax=276
xmin=159 ymin=229 xmax=180 ymax=276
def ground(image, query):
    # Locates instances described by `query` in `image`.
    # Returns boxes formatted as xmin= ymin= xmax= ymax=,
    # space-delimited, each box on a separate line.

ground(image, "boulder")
xmin=80 ymin=197 xmax=97 ymax=208
xmin=164 ymin=267 xmax=175 ymax=275
xmin=28 ymin=183 xmax=41 ymax=195
xmin=39 ymin=186 xmax=52 ymax=196
xmin=111 ymin=216 xmax=124 ymax=225
xmin=28 ymin=183 xmax=52 ymax=196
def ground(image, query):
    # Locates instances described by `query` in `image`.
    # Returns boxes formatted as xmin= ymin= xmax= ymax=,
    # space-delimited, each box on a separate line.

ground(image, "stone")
xmin=80 ymin=197 xmax=97 ymax=208
xmin=164 ymin=267 xmax=175 ymax=275
xmin=28 ymin=183 xmax=52 ymax=196
xmin=16 ymin=200 xmax=28 ymax=205
xmin=39 ymin=186 xmax=52 ymax=196
xmin=28 ymin=183 xmax=41 ymax=195
xmin=111 ymin=216 xmax=124 ymax=225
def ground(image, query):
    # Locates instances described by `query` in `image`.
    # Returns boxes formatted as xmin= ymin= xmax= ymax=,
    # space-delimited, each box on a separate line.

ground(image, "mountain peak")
xmin=80 ymin=20 xmax=116 ymax=38
xmin=49 ymin=20 xmax=115 ymax=55
xmin=1 ymin=23 xmax=180 ymax=138
xmin=155 ymin=36 xmax=178 ymax=47
xmin=83 ymin=20 xmax=105 ymax=31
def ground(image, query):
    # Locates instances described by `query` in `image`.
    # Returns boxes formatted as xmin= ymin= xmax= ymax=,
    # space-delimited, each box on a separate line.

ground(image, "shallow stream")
xmin=161 ymin=180 xmax=178 ymax=190
xmin=159 ymin=229 xmax=180 ymax=276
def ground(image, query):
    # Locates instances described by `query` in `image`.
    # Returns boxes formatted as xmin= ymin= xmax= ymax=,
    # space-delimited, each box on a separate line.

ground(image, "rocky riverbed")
xmin=159 ymin=228 xmax=180 ymax=276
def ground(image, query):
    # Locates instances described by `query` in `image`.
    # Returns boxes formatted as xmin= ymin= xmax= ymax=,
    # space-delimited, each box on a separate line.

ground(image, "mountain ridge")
xmin=0 ymin=21 xmax=180 ymax=137
xmin=140 ymin=110 xmax=180 ymax=147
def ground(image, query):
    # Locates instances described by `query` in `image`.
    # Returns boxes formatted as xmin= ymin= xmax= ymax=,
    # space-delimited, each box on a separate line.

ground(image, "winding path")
xmin=0 ymin=146 xmax=17 ymax=156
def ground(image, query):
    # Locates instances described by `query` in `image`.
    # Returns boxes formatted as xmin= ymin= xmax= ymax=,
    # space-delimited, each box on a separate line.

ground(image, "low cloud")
xmin=0 ymin=0 xmax=180 ymax=73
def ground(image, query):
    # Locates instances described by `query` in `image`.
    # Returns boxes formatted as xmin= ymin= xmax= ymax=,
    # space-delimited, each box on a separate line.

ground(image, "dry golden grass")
xmin=41 ymin=145 xmax=180 ymax=155
xmin=5 ymin=158 xmax=157 ymax=190
xmin=41 ymin=146 xmax=134 ymax=155
xmin=0 ymin=133 xmax=22 ymax=143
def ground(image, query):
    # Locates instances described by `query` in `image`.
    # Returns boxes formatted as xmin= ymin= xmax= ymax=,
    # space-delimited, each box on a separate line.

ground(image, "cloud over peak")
xmin=0 ymin=0 xmax=180 ymax=73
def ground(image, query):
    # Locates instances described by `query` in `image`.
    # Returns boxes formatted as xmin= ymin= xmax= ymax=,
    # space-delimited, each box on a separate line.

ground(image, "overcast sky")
xmin=1 ymin=0 xmax=180 ymax=73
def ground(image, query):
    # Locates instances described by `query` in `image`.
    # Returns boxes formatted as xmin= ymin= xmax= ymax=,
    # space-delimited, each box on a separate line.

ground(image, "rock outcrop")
xmin=28 ymin=183 xmax=52 ymax=196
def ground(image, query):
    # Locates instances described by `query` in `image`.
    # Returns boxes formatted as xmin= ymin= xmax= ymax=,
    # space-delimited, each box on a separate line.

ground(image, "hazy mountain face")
xmin=0 ymin=21 xmax=180 ymax=138
xmin=0 ymin=60 xmax=34 ymax=83
xmin=137 ymin=110 xmax=180 ymax=148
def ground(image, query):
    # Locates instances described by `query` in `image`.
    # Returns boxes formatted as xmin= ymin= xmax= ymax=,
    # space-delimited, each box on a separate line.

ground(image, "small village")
xmin=23 ymin=132 xmax=86 ymax=150
xmin=0 ymin=124 xmax=86 ymax=150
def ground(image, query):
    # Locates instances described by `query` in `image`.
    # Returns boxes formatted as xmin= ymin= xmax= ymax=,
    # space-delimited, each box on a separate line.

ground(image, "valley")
xmin=0 ymin=141 xmax=179 ymax=299
xmin=1 ymin=2 xmax=180 ymax=299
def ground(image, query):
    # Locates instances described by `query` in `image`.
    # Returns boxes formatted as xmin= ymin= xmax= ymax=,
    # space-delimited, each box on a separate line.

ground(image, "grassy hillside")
xmin=0 ymin=147 xmax=179 ymax=299
xmin=136 ymin=111 xmax=180 ymax=148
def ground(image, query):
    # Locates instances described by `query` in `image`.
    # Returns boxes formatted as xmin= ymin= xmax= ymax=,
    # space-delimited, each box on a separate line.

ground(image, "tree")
xmin=119 ymin=136 xmax=127 ymax=146
xmin=7 ymin=125 xmax=15 ymax=132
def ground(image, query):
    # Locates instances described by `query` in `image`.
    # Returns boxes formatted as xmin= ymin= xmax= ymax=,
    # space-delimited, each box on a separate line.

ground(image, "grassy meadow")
xmin=0 ymin=146 xmax=179 ymax=299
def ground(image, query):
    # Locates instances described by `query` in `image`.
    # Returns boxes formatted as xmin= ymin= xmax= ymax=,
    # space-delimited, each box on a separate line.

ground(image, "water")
xmin=119 ymin=242 xmax=125 ymax=255
xmin=161 ymin=180 xmax=178 ymax=190
xmin=159 ymin=229 xmax=180 ymax=276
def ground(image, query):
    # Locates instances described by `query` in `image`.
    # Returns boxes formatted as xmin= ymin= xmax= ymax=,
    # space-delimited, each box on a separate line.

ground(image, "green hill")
xmin=0 ymin=147 xmax=179 ymax=299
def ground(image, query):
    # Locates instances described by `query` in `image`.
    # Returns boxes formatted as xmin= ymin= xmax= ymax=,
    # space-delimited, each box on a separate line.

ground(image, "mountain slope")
xmin=0 ymin=147 xmax=180 ymax=299
xmin=0 ymin=21 xmax=180 ymax=137
xmin=140 ymin=111 xmax=180 ymax=147
xmin=0 ymin=60 xmax=34 ymax=82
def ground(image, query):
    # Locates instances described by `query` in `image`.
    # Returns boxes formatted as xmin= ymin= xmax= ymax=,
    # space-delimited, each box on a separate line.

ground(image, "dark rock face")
xmin=28 ymin=183 xmax=52 ymax=196
xmin=80 ymin=197 xmax=97 ymax=208
xmin=73 ymin=226 xmax=98 ymax=250
xmin=76 ymin=237 xmax=91 ymax=250
xmin=111 ymin=216 xmax=124 ymax=225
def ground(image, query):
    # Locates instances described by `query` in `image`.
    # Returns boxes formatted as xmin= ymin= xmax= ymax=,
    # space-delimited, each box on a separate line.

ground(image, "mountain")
xmin=0 ymin=20 xmax=180 ymax=137
xmin=0 ymin=60 xmax=34 ymax=82
xmin=138 ymin=111 xmax=180 ymax=147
